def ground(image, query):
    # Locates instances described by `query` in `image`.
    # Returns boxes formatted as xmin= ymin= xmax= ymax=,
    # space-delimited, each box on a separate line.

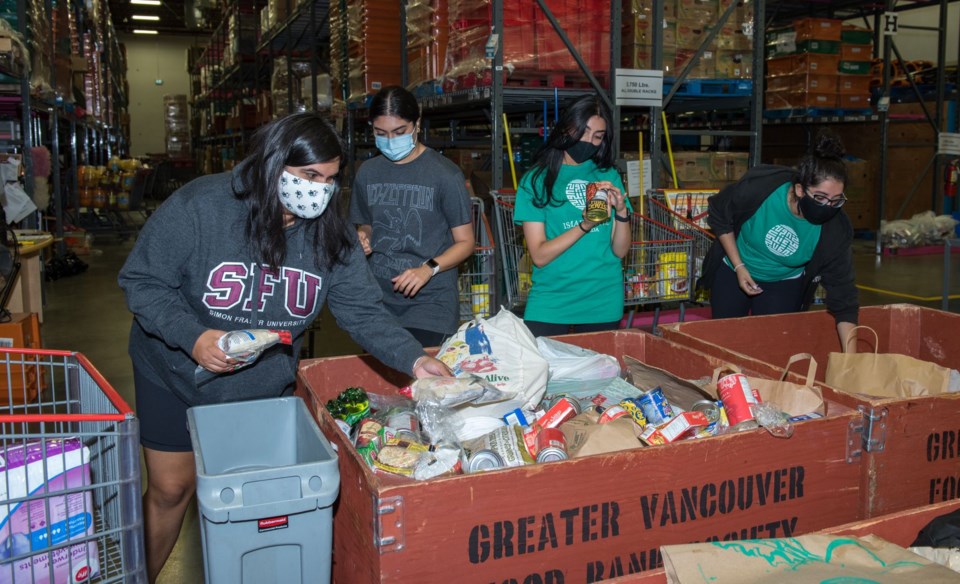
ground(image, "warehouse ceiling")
xmin=108 ymin=0 xmax=213 ymax=36
xmin=104 ymin=0 xmax=955 ymax=38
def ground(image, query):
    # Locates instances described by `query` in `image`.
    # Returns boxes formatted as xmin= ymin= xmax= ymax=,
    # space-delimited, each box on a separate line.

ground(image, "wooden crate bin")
xmin=295 ymin=329 xmax=863 ymax=583
xmin=661 ymin=304 xmax=960 ymax=520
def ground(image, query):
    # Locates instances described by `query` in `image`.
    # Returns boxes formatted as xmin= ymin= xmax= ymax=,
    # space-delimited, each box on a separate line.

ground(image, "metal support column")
xmin=876 ymin=0 xmax=894 ymax=255
xmin=491 ymin=0 xmax=503 ymax=191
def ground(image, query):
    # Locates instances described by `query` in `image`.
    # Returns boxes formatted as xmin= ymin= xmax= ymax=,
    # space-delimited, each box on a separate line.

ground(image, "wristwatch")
xmin=424 ymin=258 xmax=440 ymax=276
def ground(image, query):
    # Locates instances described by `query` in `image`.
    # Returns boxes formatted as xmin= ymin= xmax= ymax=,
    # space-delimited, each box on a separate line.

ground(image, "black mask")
xmin=566 ymin=141 xmax=599 ymax=164
xmin=798 ymin=194 xmax=842 ymax=225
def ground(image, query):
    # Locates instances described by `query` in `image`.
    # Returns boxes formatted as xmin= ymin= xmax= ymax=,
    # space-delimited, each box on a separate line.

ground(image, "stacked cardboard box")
xmin=224 ymin=11 xmax=257 ymax=70
xmin=163 ymin=94 xmax=191 ymax=158
xmin=764 ymin=17 xmax=841 ymax=110
xmin=442 ymin=0 xmax=609 ymax=90
xmin=347 ymin=0 xmax=402 ymax=98
xmin=666 ymin=150 xmax=748 ymax=189
xmin=622 ymin=0 xmax=752 ymax=80
xmin=837 ymin=26 xmax=873 ymax=110
xmin=405 ymin=0 xmax=448 ymax=88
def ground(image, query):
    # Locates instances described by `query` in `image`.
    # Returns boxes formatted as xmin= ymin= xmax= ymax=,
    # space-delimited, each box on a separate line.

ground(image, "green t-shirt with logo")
xmin=514 ymin=161 xmax=629 ymax=324
xmin=727 ymin=182 xmax=822 ymax=281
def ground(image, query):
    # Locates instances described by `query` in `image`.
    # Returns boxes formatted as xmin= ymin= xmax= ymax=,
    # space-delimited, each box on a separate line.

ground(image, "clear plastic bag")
xmin=753 ymin=402 xmax=794 ymax=438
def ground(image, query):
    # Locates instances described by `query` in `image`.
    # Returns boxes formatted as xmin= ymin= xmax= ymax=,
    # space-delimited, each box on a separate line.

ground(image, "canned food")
xmin=598 ymin=405 xmax=628 ymax=424
xmin=585 ymin=183 xmax=610 ymax=223
xmin=537 ymin=396 xmax=581 ymax=430
xmin=638 ymin=387 xmax=673 ymax=425
xmin=547 ymin=395 xmax=582 ymax=415
xmin=618 ymin=398 xmax=648 ymax=427
xmin=716 ymin=373 xmax=761 ymax=429
xmin=691 ymin=400 xmax=721 ymax=424
xmin=467 ymin=449 xmax=505 ymax=472
xmin=386 ymin=410 xmax=419 ymax=434
xmin=535 ymin=428 xmax=568 ymax=463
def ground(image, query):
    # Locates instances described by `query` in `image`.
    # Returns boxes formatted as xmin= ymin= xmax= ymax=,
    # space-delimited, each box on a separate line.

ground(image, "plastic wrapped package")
xmin=164 ymin=94 xmax=190 ymax=157
xmin=881 ymin=212 xmax=960 ymax=249
xmin=27 ymin=0 xmax=52 ymax=96
xmin=0 ymin=19 xmax=29 ymax=78
xmin=272 ymin=56 xmax=296 ymax=118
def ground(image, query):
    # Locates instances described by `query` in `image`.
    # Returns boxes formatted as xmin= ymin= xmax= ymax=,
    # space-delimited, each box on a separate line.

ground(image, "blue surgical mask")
xmin=375 ymin=133 xmax=417 ymax=161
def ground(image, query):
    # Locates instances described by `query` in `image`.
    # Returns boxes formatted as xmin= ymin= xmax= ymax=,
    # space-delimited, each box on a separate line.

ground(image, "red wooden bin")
xmin=661 ymin=304 xmax=960 ymax=519
xmin=295 ymin=330 xmax=863 ymax=583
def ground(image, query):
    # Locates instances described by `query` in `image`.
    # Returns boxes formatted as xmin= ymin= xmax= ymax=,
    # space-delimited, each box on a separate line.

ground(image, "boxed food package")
xmin=0 ymin=438 xmax=99 ymax=584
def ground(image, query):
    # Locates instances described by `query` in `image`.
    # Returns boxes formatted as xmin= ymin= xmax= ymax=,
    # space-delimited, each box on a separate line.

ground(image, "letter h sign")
xmin=883 ymin=12 xmax=899 ymax=36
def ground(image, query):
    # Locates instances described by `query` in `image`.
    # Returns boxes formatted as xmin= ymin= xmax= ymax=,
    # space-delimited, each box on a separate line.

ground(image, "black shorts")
xmin=134 ymin=365 xmax=193 ymax=452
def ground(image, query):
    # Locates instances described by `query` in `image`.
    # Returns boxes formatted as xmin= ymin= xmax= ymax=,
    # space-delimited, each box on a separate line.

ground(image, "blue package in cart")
xmin=0 ymin=438 xmax=100 ymax=584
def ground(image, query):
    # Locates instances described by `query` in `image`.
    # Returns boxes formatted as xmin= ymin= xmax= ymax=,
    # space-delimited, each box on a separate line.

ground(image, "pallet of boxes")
xmin=765 ymin=18 xmax=873 ymax=116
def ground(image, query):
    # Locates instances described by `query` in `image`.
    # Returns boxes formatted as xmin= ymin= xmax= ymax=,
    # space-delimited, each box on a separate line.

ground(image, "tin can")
xmin=716 ymin=373 xmax=761 ymax=430
xmin=386 ymin=410 xmax=419 ymax=434
xmin=467 ymin=449 xmax=505 ymax=472
xmin=691 ymin=400 xmax=721 ymax=424
xmin=535 ymin=428 xmax=568 ymax=463
xmin=547 ymin=395 xmax=582 ymax=415
xmin=334 ymin=418 xmax=351 ymax=436
xmin=585 ymin=183 xmax=610 ymax=222
xmin=618 ymin=398 xmax=648 ymax=427
xmin=638 ymin=387 xmax=674 ymax=425
xmin=598 ymin=405 xmax=628 ymax=424
xmin=538 ymin=396 xmax=581 ymax=430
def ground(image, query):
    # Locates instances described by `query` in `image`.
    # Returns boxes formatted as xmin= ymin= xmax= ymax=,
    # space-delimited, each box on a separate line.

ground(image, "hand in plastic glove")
xmin=192 ymin=330 xmax=239 ymax=373
xmin=413 ymin=355 xmax=453 ymax=378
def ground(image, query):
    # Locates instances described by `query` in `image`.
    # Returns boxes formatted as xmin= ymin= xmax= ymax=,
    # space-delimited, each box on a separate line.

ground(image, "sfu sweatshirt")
xmin=118 ymin=169 xmax=425 ymax=406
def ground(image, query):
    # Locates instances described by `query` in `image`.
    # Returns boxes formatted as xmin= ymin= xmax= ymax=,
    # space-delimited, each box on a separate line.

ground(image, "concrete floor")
xmin=39 ymin=236 xmax=960 ymax=583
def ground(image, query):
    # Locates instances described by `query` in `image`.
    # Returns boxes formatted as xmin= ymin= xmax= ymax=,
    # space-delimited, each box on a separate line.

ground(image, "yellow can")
xmin=471 ymin=284 xmax=490 ymax=318
xmin=656 ymin=252 xmax=689 ymax=300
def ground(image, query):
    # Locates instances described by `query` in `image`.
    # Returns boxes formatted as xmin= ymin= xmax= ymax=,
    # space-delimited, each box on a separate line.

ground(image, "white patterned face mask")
xmin=278 ymin=170 xmax=336 ymax=219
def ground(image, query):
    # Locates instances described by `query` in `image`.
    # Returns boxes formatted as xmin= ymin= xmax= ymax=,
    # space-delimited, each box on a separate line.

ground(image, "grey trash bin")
xmin=187 ymin=396 xmax=339 ymax=584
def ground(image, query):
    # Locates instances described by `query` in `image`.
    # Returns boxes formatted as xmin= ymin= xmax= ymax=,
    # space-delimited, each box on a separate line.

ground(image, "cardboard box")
xmin=837 ymin=74 xmax=871 ymax=94
xmin=296 ymin=330 xmax=863 ymax=582
xmin=766 ymin=53 xmax=841 ymax=76
xmin=765 ymin=90 xmax=837 ymax=110
xmin=0 ymin=313 xmax=42 ymax=406
xmin=715 ymin=50 xmax=752 ymax=79
xmin=662 ymin=305 xmax=960 ymax=518
xmin=836 ymin=92 xmax=871 ymax=109
xmin=792 ymin=17 xmax=842 ymax=41
xmin=766 ymin=72 xmax=838 ymax=93
xmin=840 ymin=43 xmax=873 ymax=61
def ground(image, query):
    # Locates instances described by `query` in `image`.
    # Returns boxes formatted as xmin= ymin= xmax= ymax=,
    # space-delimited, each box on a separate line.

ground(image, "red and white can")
xmin=535 ymin=427 xmax=568 ymax=462
xmin=716 ymin=373 xmax=761 ymax=428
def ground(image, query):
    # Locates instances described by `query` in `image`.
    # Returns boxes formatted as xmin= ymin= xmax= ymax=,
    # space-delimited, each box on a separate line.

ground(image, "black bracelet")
xmin=614 ymin=212 xmax=630 ymax=223
xmin=578 ymin=222 xmax=591 ymax=233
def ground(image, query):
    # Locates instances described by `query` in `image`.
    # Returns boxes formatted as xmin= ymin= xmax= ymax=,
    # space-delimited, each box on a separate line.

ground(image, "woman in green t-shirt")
xmin=514 ymin=93 xmax=632 ymax=337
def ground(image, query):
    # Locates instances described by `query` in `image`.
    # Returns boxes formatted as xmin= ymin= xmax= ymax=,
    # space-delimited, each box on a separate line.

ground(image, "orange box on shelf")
xmin=765 ymin=90 xmax=838 ymax=110
xmin=766 ymin=53 xmax=840 ymax=76
xmin=792 ymin=17 xmax=842 ymax=41
xmin=837 ymin=74 xmax=872 ymax=94
xmin=837 ymin=93 xmax=872 ymax=109
xmin=840 ymin=43 xmax=873 ymax=61
xmin=766 ymin=72 xmax=838 ymax=93
xmin=0 ymin=313 xmax=43 ymax=406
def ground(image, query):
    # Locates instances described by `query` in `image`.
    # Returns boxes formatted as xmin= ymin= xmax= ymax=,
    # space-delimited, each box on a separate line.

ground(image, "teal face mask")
xmin=375 ymin=133 xmax=417 ymax=161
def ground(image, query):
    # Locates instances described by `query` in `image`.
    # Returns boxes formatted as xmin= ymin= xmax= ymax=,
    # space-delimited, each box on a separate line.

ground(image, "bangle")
xmin=614 ymin=212 xmax=630 ymax=223
xmin=578 ymin=222 xmax=591 ymax=233
xmin=733 ymin=263 xmax=745 ymax=272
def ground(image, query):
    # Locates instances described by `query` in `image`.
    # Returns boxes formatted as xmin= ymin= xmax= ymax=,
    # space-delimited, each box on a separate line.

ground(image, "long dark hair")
xmin=527 ymin=93 xmax=616 ymax=208
xmin=797 ymin=131 xmax=847 ymax=188
xmin=369 ymin=85 xmax=421 ymax=124
xmin=234 ymin=113 xmax=352 ymax=271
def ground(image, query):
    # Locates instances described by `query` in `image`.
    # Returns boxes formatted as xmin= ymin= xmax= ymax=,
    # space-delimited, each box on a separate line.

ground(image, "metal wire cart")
xmin=458 ymin=197 xmax=497 ymax=322
xmin=0 ymin=349 xmax=145 ymax=583
xmin=491 ymin=192 xmax=531 ymax=314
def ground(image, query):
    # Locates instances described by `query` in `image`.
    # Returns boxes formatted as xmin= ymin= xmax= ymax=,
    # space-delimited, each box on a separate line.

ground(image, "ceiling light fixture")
xmin=130 ymin=0 xmax=161 ymax=6
xmin=133 ymin=29 xmax=159 ymax=34
xmin=132 ymin=14 xmax=160 ymax=20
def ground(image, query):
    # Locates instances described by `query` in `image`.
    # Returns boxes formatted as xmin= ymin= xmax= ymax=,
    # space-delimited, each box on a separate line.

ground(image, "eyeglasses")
xmin=805 ymin=188 xmax=847 ymax=208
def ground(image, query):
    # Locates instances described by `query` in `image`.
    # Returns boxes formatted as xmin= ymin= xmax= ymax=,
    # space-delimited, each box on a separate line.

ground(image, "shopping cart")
xmin=491 ymin=191 xmax=531 ymax=313
xmin=458 ymin=197 xmax=496 ymax=322
xmin=0 ymin=349 xmax=145 ymax=583
xmin=645 ymin=189 xmax=718 ymax=303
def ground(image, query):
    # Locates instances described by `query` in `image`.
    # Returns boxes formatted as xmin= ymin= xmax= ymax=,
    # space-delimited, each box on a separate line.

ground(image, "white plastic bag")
xmin=436 ymin=308 xmax=549 ymax=440
xmin=536 ymin=336 xmax=620 ymax=381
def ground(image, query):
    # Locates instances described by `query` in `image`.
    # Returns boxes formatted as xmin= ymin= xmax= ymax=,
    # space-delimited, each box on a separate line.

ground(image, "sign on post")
xmin=615 ymin=69 xmax=664 ymax=108
xmin=938 ymin=132 xmax=960 ymax=156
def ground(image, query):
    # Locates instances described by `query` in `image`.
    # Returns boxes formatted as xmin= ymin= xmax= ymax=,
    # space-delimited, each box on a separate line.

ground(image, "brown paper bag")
xmin=826 ymin=326 xmax=951 ymax=398
xmin=560 ymin=410 xmax=642 ymax=457
xmin=623 ymin=355 xmax=713 ymax=411
xmin=705 ymin=355 xmax=825 ymax=417
xmin=662 ymin=534 xmax=960 ymax=583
